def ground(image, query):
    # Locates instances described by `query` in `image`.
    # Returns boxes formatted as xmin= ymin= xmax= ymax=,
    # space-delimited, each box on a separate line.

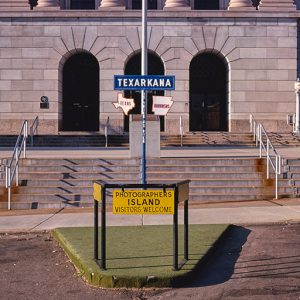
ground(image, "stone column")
xmin=164 ymin=0 xmax=191 ymax=10
xmin=258 ymin=0 xmax=296 ymax=11
xmin=99 ymin=0 xmax=125 ymax=9
xmin=228 ymin=0 xmax=253 ymax=10
xmin=37 ymin=0 xmax=60 ymax=8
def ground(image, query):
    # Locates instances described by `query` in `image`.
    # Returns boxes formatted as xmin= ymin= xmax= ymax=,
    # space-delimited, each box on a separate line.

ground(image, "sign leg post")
xmin=101 ymin=188 xmax=106 ymax=270
xmin=184 ymin=200 xmax=189 ymax=261
xmin=94 ymin=199 xmax=98 ymax=260
xmin=173 ymin=186 xmax=178 ymax=271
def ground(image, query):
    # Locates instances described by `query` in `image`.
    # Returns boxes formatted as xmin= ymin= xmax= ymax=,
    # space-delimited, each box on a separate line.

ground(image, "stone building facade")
xmin=0 ymin=0 xmax=298 ymax=134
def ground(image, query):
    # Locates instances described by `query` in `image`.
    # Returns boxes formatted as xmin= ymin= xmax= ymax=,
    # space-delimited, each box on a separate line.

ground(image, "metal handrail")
xmin=179 ymin=115 xmax=183 ymax=147
xmin=250 ymin=114 xmax=281 ymax=199
xmin=5 ymin=120 xmax=28 ymax=210
xmin=104 ymin=116 xmax=109 ymax=148
xmin=30 ymin=116 xmax=39 ymax=146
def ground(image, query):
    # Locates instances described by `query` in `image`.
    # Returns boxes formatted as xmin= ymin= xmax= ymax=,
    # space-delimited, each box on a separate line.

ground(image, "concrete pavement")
xmin=0 ymin=200 xmax=300 ymax=233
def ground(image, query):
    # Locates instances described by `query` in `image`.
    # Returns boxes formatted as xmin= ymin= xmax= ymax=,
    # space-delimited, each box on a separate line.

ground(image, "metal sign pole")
xmin=141 ymin=0 xmax=147 ymax=185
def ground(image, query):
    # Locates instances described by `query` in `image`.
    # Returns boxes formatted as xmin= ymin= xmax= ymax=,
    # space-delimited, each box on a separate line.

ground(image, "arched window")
xmin=124 ymin=52 xmax=165 ymax=131
xmin=189 ymin=53 xmax=228 ymax=131
xmin=62 ymin=52 xmax=99 ymax=131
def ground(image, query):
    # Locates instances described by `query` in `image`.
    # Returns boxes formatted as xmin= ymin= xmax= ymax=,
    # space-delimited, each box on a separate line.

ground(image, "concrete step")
xmin=20 ymin=165 xmax=139 ymax=172
xmin=147 ymin=158 xmax=264 ymax=166
xmin=20 ymin=158 xmax=139 ymax=166
xmin=18 ymin=171 xmax=140 ymax=180
xmin=10 ymin=184 xmax=292 ymax=195
xmin=146 ymin=172 xmax=267 ymax=180
xmin=146 ymin=165 xmax=265 ymax=172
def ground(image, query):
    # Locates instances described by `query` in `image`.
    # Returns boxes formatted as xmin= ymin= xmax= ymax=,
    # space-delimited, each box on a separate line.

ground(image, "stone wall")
xmin=0 ymin=11 xmax=297 ymax=134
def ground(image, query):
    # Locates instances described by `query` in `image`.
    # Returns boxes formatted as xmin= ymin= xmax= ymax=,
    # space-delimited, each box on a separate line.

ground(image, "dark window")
xmin=194 ymin=0 xmax=219 ymax=10
xmin=132 ymin=0 xmax=157 ymax=9
xmin=71 ymin=0 xmax=95 ymax=9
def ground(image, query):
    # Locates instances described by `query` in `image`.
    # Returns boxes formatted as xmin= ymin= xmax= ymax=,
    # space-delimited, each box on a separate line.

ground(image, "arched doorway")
xmin=124 ymin=52 xmax=165 ymax=131
xmin=189 ymin=53 xmax=228 ymax=131
xmin=62 ymin=52 xmax=99 ymax=131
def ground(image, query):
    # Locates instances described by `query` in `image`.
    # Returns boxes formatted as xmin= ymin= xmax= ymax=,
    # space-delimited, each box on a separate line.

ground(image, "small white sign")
xmin=113 ymin=93 xmax=135 ymax=115
xmin=152 ymin=95 xmax=173 ymax=116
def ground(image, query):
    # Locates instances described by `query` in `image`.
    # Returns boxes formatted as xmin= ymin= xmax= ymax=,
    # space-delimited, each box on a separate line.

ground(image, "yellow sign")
xmin=93 ymin=182 xmax=102 ymax=202
xmin=113 ymin=189 xmax=174 ymax=214
xmin=178 ymin=182 xmax=189 ymax=202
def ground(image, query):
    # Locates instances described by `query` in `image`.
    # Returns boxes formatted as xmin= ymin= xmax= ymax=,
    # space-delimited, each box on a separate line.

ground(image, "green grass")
xmin=52 ymin=224 xmax=229 ymax=288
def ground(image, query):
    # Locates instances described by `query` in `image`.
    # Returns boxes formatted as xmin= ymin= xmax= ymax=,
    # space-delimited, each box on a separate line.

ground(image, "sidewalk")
xmin=0 ymin=199 xmax=299 ymax=233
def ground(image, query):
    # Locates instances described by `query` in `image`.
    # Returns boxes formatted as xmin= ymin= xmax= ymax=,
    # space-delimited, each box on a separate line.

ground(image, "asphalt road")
xmin=1 ymin=223 xmax=300 ymax=300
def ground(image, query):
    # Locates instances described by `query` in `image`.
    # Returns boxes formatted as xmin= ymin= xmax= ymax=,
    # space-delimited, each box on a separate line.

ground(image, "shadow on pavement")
xmin=187 ymin=225 xmax=251 ymax=288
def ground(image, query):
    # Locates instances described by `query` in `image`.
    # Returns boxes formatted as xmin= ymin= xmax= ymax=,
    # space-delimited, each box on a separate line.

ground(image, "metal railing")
xmin=30 ymin=116 xmax=39 ymax=146
xmin=250 ymin=114 xmax=281 ymax=199
xmin=5 ymin=120 xmax=28 ymax=210
xmin=179 ymin=115 xmax=183 ymax=147
xmin=104 ymin=116 xmax=109 ymax=148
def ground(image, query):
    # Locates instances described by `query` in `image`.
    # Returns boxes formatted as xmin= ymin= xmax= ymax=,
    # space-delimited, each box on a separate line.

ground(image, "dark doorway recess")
xmin=189 ymin=53 xmax=228 ymax=131
xmin=124 ymin=52 xmax=165 ymax=131
xmin=71 ymin=0 xmax=95 ymax=9
xmin=62 ymin=52 xmax=99 ymax=131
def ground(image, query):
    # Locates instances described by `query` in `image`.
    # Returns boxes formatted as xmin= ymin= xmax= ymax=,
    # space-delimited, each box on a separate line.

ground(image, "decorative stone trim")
xmin=37 ymin=0 xmax=60 ymax=8
xmin=228 ymin=0 xmax=254 ymax=10
xmin=164 ymin=0 xmax=191 ymax=10
xmin=99 ymin=0 xmax=125 ymax=9
xmin=258 ymin=0 xmax=296 ymax=11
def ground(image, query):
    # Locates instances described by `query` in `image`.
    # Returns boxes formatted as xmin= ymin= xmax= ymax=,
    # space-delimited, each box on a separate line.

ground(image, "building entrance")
xmin=124 ymin=52 xmax=165 ymax=131
xmin=62 ymin=53 xmax=99 ymax=131
xmin=189 ymin=53 xmax=228 ymax=131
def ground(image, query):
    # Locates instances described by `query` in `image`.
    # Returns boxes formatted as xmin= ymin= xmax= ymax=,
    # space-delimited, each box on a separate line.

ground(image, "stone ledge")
xmin=0 ymin=10 xmax=298 ymax=19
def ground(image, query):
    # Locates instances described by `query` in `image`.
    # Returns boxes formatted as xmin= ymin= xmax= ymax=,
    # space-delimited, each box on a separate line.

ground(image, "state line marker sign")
xmin=113 ymin=189 xmax=175 ymax=214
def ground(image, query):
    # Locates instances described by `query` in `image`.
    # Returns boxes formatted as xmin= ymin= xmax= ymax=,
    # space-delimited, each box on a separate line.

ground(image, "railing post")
xmin=275 ymin=156 xmax=278 ymax=199
xmin=7 ymin=167 xmax=11 ymax=210
xmin=259 ymin=124 xmax=262 ymax=158
xmin=24 ymin=121 xmax=28 ymax=159
xmin=266 ymin=140 xmax=269 ymax=179
xmin=16 ymin=147 xmax=19 ymax=187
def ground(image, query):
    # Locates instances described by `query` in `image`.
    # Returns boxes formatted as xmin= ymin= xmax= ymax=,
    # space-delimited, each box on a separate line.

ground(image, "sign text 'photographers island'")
xmin=113 ymin=189 xmax=174 ymax=214
xmin=114 ymin=75 xmax=175 ymax=91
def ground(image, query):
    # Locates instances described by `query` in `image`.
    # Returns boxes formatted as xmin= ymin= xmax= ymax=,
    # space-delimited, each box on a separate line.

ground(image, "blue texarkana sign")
xmin=114 ymin=75 xmax=175 ymax=91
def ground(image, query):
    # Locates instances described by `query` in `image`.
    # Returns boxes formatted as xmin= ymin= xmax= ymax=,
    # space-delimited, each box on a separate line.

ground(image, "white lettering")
xmin=141 ymin=79 xmax=146 ymax=86
xmin=165 ymin=79 xmax=171 ymax=87
xmin=124 ymin=79 xmax=128 ymax=87
xmin=153 ymin=79 xmax=159 ymax=87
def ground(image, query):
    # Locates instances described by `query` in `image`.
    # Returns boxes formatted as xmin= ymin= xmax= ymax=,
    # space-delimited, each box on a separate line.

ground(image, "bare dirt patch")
xmin=1 ymin=223 xmax=300 ymax=300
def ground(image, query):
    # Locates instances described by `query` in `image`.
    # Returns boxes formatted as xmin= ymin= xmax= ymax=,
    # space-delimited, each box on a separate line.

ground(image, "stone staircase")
xmin=0 ymin=132 xmax=256 ymax=148
xmin=161 ymin=132 xmax=255 ymax=147
xmin=268 ymin=132 xmax=300 ymax=147
xmin=282 ymin=158 xmax=300 ymax=197
xmin=0 ymin=157 xmax=294 ymax=209
xmin=0 ymin=131 xmax=293 ymax=148
xmin=0 ymin=135 xmax=129 ymax=148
